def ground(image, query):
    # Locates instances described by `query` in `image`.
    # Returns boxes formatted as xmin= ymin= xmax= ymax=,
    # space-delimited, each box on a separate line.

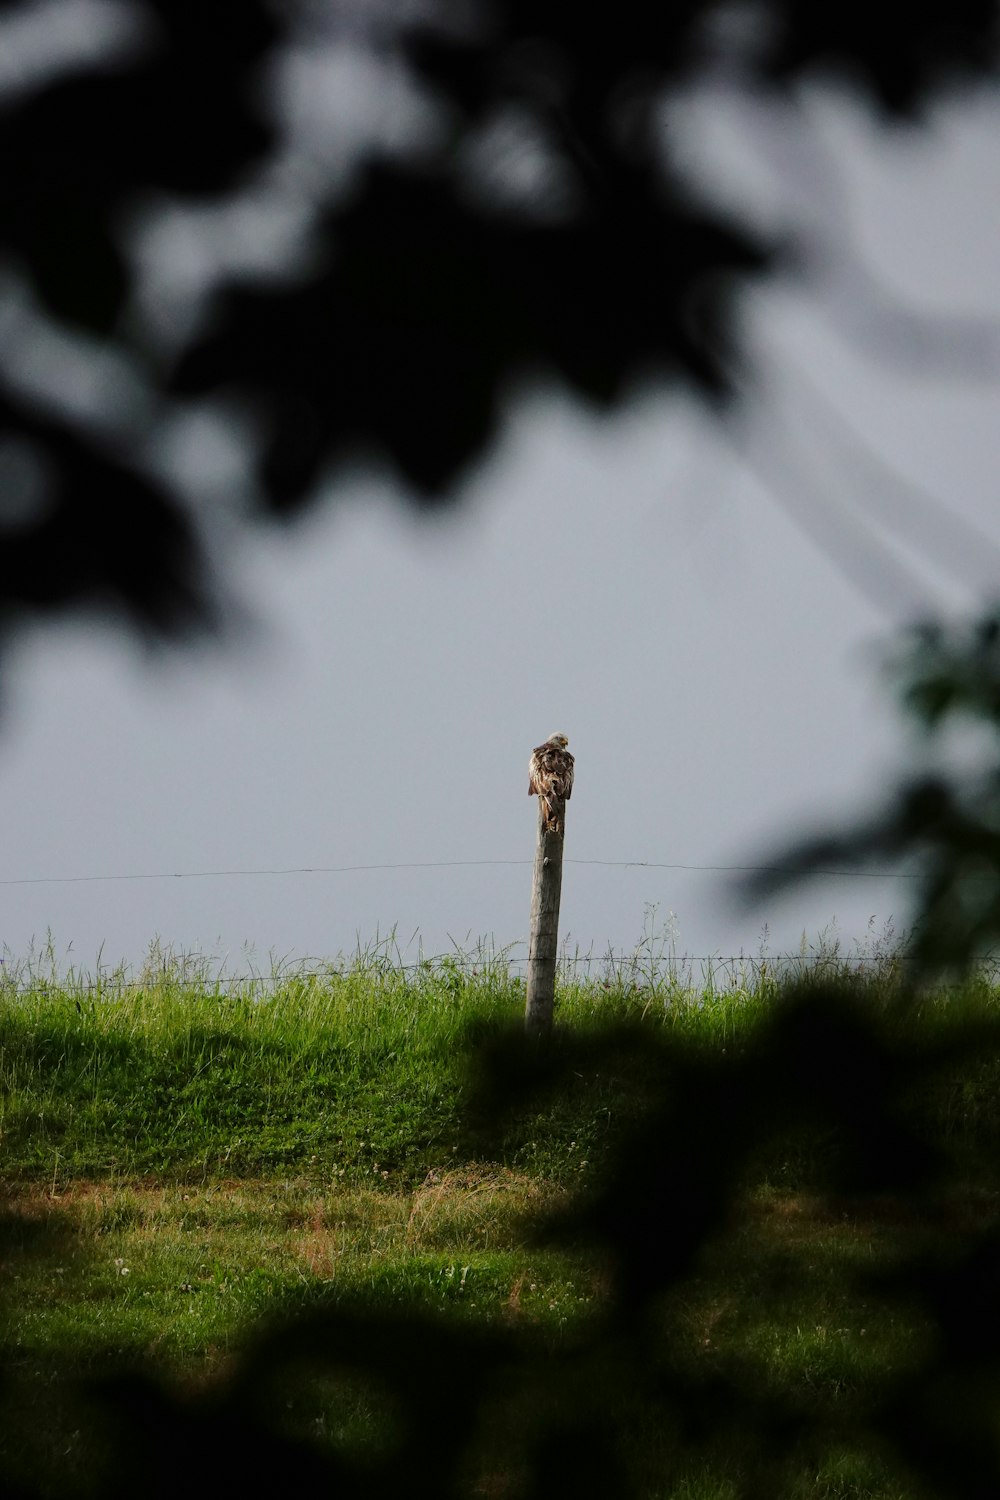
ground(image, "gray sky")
xmin=2 ymin=43 xmax=1000 ymax=979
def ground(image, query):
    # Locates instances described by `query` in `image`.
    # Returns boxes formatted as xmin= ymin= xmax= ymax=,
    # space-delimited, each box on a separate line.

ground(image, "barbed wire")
xmin=0 ymin=966 xmax=911 ymax=992
xmin=0 ymin=857 xmax=926 ymax=888
xmin=5 ymin=946 xmax=982 ymax=992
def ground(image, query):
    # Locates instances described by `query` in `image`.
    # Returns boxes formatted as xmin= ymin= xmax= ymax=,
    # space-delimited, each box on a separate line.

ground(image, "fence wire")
xmin=0 ymin=857 xmax=930 ymax=887
xmin=4 ymin=943 xmax=993 ymax=997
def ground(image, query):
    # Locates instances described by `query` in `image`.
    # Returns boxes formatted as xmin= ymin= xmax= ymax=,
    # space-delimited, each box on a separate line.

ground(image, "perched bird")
xmin=528 ymin=733 xmax=575 ymax=835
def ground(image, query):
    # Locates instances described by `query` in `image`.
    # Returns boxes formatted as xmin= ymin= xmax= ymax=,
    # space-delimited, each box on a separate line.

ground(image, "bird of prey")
xmin=528 ymin=733 xmax=575 ymax=835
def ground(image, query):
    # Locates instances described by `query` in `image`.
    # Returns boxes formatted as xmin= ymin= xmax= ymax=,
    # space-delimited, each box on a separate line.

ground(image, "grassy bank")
xmin=0 ymin=943 xmax=786 ymax=1185
xmin=2 ymin=942 xmax=999 ymax=1187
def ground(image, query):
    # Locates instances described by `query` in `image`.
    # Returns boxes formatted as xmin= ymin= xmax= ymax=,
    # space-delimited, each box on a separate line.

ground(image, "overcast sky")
xmin=2 ymin=33 xmax=1000 ymax=981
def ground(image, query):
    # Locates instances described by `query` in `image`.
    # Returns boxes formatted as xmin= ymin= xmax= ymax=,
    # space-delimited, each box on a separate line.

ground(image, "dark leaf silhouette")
xmin=0 ymin=0 xmax=996 ymax=643
xmin=743 ymin=609 xmax=1000 ymax=972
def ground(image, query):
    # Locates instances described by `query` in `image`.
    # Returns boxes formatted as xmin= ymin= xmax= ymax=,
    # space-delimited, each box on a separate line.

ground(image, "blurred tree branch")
xmin=0 ymin=0 xmax=997 ymax=653
xmin=743 ymin=608 xmax=1000 ymax=973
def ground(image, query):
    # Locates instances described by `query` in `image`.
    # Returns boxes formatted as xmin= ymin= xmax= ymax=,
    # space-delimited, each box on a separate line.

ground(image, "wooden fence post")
xmin=525 ymin=803 xmax=565 ymax=1040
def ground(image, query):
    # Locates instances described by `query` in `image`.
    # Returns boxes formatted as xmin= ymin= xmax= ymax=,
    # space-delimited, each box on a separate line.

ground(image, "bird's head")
xmin=548 ymin=733 xmax=569 ymax=748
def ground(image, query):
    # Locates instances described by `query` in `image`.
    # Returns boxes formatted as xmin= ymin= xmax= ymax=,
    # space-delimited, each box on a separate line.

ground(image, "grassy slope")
xmin=0 ymin=952 xmax=772 ymax=1184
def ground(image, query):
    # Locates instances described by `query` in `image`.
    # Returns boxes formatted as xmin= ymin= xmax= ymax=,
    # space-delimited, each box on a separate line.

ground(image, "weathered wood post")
xmin=524 ymin=807 xmax=565 ymax=1040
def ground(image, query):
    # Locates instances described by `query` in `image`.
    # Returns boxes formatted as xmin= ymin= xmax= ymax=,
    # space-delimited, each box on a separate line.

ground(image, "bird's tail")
xmin=540 ymin=796 xmax=564 ymax=835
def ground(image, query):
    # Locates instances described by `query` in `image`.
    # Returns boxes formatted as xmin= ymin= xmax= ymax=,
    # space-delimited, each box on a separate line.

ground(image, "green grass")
xmin=0 ymin=1176 xmax=941 ymax=1499
xmin=0 ymin=940 xmax=786 ymax=1184
xmin=4 ymin=941 xmax=1000 ymax=1497
xmin=0 ymin=1171 xmax=585 ymax=1493
xmin=1 ymin=1170 xmax=572 ymax=1365
xmin=3 ymin=939 xmax=1000 ymax=1188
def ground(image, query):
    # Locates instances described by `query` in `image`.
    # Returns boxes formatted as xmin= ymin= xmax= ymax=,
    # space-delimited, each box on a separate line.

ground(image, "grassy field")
xmin=3 ymin=1172 xmax=944 ymax=1499
xmin=2 ymin=944 xmax=1000 ymax=1497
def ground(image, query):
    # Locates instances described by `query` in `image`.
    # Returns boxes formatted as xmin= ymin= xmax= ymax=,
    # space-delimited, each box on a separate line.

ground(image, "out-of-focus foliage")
xmin=896 ymin=612 xmax=1000 ymax=731
xmin=0 ymin=0 xmax=997 ymax=646
xmin=747 ymin=607 xmax=1000 ymax=973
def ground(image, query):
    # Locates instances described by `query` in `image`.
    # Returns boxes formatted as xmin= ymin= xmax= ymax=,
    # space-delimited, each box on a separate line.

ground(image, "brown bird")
xmin=528 ymin=733 xmax=575 ymax=835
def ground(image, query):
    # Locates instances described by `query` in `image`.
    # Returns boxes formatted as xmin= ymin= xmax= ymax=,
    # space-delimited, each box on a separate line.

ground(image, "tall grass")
xmin=1 ymin=925 xmax=996 ymax=1186
xmin=0 ymin=931 xmax=751 ymax=1183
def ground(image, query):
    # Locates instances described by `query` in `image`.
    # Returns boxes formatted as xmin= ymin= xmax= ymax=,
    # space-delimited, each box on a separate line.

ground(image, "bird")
xmin=528 ymin=733 xmax=575 ymax=835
